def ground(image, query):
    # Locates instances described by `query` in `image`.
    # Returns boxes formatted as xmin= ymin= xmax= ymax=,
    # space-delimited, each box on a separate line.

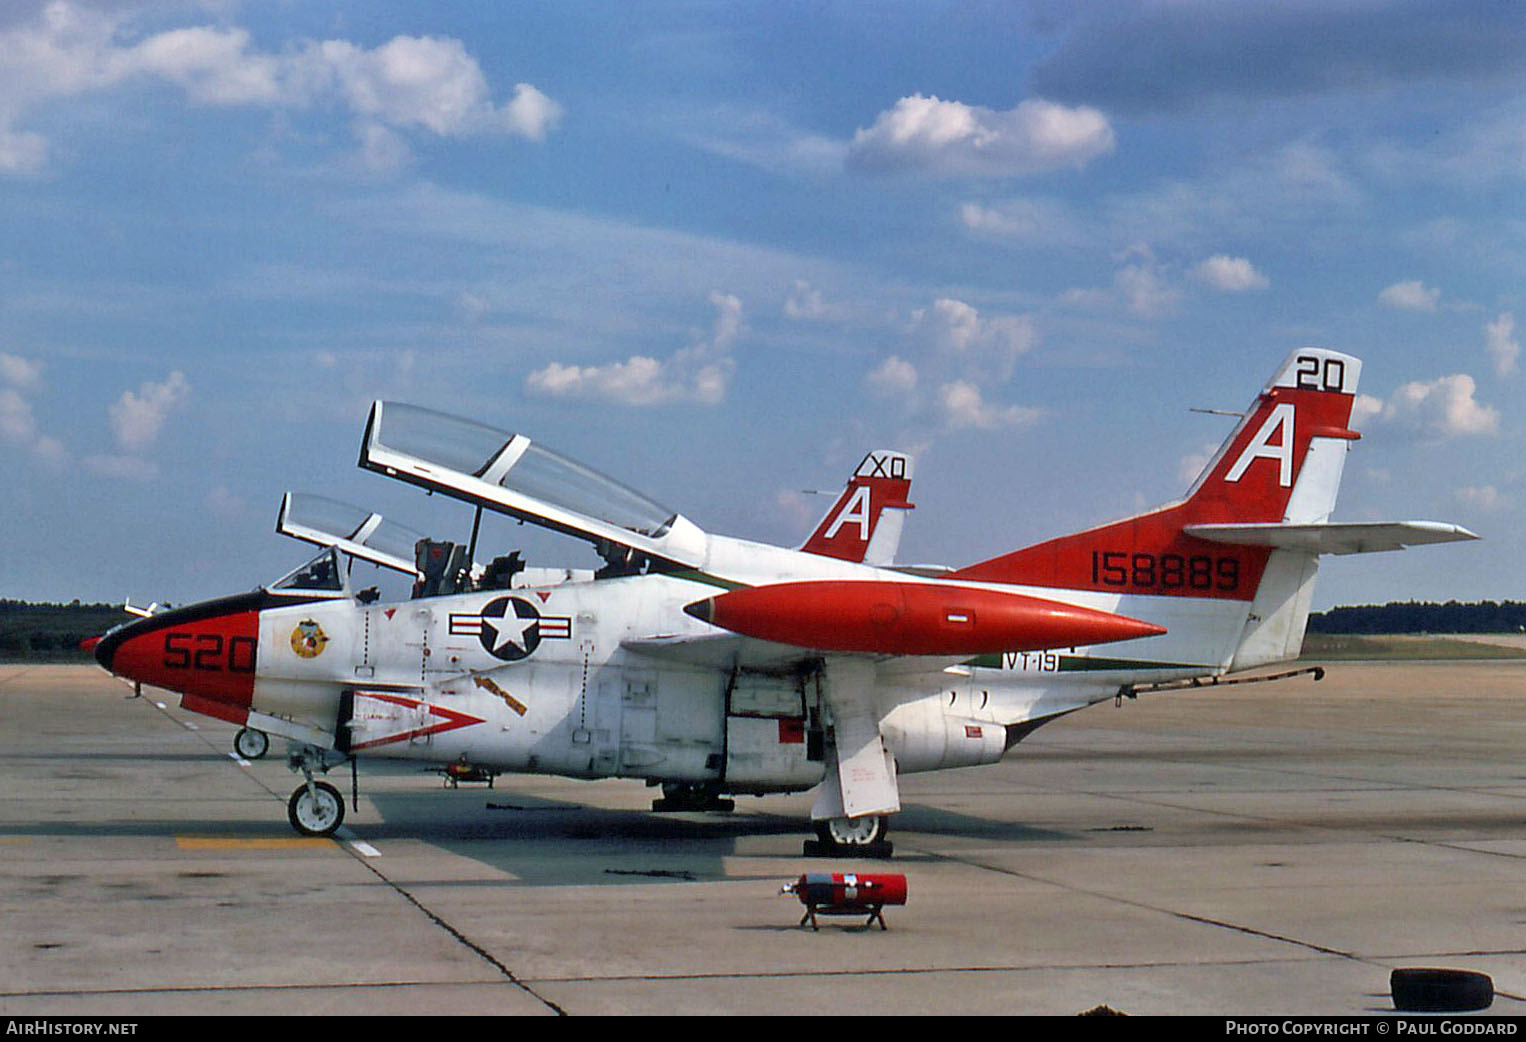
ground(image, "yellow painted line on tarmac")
xmin=175 ymin=837 xmax=334 ymax=850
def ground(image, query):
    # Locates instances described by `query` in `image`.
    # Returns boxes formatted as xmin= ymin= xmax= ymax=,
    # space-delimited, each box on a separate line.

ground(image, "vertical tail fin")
xmin=1179 ymin=350 xmax=1361 ymax=528
xmin=951 ymin=349 xmax=1362 ymax=594
xmin=800 ymin=450 xmax=915 ymax=566
xmin=948 ymin=349 xmax=1363 ymax=669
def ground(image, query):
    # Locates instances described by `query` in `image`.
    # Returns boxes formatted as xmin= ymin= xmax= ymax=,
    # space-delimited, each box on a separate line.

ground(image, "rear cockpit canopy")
xmin=358 ymin=402 xmax=709 ymax=570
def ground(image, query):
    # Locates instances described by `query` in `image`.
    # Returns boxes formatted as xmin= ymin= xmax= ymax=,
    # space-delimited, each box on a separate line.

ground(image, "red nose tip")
xmin=92 ymin=594 xmax=263 ymax=713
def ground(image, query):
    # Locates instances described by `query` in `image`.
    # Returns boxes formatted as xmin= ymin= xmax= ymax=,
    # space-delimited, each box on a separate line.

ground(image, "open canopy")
xmin=357 ymin=401 xmax=709 ymax=569
xmin=276 ymin=492 xmax=425 ymax=577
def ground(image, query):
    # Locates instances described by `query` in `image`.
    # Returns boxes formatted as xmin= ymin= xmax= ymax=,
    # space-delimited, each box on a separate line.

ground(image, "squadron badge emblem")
xmin=290 ymin=619 xmax=329 ymax=659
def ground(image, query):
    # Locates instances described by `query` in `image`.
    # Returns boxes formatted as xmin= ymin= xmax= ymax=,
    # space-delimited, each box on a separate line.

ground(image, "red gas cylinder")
xmin=782 ymin=872 xmax=908 ymax=930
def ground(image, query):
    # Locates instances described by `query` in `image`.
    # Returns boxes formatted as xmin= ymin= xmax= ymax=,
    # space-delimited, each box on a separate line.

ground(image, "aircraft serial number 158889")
xmin=92 ymin=349 xmax=1475 ymax=856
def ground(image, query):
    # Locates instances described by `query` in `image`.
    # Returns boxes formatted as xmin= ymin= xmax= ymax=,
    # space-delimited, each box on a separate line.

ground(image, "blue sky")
xmin=1 ymin=0 xmax=1521 ymax=610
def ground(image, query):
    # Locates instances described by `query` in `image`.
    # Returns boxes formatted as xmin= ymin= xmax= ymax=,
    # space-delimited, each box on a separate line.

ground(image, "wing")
xmin=625 ymin=633 xmax=905 ymax=821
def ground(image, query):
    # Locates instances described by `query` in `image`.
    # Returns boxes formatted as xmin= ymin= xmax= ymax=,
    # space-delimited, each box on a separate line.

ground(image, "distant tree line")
xmin=3 ymin=598 xmax=1524 ymax=661
xmin=0 ymin=600 xmax=131 ymax=660
xmin=1307 ymin=601 xmax=1526 ymax=635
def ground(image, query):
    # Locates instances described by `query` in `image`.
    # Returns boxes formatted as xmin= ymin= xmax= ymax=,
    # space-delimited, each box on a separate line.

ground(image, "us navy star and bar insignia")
xmin=448 ymin=596 xmax=572 ymax=661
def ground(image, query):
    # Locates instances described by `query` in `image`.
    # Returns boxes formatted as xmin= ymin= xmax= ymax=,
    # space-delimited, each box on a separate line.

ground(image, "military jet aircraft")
xmin=92 ymin=349 xmax=1476 ymax=856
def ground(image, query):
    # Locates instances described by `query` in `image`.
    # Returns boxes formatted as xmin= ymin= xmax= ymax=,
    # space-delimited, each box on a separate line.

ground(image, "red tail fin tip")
xmin=949 ymin=349 xmax=1363 ymax=599
xmin=801 ymin=450 xmax=915 ymax=566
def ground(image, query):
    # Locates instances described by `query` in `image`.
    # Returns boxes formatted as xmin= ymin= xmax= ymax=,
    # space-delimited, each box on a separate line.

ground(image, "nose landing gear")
xmin=288 ymin=780 xmax=345 ymax=836
xmin=286 ymin=745 xmax=350 ymax=837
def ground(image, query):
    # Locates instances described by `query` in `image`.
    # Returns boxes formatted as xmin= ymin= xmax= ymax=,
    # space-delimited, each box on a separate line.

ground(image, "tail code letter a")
xmin=1225 ymin=403 xmax=1295 ymax=488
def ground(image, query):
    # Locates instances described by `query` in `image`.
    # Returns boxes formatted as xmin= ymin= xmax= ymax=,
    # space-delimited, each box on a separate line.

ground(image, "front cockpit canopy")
xmin=268 ymin=493 xmax=430 ymax=602
xmin=276 ymin=492 xmax=425 ymax=578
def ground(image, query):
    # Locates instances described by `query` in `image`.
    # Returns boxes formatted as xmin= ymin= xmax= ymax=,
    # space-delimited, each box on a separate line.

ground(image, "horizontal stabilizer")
xmin=1184 ymin=521 xmax=1478 ymax=556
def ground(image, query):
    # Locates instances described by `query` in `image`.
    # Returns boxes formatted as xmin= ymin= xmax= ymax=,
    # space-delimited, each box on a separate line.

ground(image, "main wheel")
xmin=287 ymin=781 xmax=345 ymax=836
xmin=816 ymin=815 xmax=888 ymax=848
xmin=234 ymin=728 xmax=269 ymax=760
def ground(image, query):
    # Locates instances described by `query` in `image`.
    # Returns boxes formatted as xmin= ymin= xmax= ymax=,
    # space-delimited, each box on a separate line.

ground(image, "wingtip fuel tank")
xmin=684 ymin=580 xmax=1167 ymax=656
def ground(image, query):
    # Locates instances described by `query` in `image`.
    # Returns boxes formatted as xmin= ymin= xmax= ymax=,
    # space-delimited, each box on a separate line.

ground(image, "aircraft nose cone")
xmin=682 ymin=598 xmax=715 ymax=624
xmin=92 ymin=624 xmax=130 ymax=673
xmin=88 ymin=592 xmax=263 ymax=710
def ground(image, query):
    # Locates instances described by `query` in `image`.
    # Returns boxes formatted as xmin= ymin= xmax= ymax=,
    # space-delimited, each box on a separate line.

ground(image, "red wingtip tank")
xmin=685 ymin=580 xmax=1166 ymax=656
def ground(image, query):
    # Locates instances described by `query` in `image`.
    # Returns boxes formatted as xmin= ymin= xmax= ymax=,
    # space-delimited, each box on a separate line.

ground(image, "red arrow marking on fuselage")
xmin=348 ymin=693 xmax=484 ymax=751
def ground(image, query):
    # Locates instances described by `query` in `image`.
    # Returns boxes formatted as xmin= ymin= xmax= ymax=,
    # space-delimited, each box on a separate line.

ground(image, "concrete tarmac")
xmin=2 ymin=661 xmax=1525 ymax=1016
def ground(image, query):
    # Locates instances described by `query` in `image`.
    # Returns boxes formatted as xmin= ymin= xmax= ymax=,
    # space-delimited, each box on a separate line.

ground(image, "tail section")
xmin=800 ymin=450 xmax=915 ymax=567
xmin=950 ymin=349 xmax=1362 ymax=600
xmin=948 ymin=349 xmax=1473 ymax=672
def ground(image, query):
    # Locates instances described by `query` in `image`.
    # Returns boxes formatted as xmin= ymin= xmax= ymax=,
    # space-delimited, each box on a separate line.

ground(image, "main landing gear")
xmin=233 ymin=727 xmax=269 ymax=760
xmin=286 ymin=745 xmax=349 ymax=837
xmin=804 ymin=815 xmax=893 ymax=860
xmin=650 ymin=781 xmax=735 ymax=812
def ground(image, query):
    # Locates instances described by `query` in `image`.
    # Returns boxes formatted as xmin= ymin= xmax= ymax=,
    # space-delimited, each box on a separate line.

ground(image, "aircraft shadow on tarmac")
xmin=354 ymin=787 xmax=1077 ymax=887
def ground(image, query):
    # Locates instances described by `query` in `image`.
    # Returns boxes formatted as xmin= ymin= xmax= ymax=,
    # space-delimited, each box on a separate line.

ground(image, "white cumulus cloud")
xmin=0 ymin=352 xmax=44 ymax=389
xmin=1378 ymin=280 xmax=1441 ymax=312
xmin=865 ymin=356 xmax=918 ymax=398
xmin=1193 ymin=255 xmax=1269 ymax=292
xmin=958 ymin=198 xmax=1086 ymax=246
xmin=937 ymin=381 xmax=1042 ymax=431
xmin=1366 ymin=373 xmax=1498 ymax=438
xmin=848 ymin=94 xmax=1114 ymax=178
xmin=1485 ymin=312 xmax=1518 ymax=378
xmin=0 ymin=4 xmax=561 ymax=174
xmin=1060 ymin=245 xmax=1181 ymax=319
xmin=783 ymin=280 xmax=840 ymax=321
xmin=526 ymin=293 xmax=742 ymax=407
xmin=910 ymin=297 xmax=1037 ymax=383
xmin=0 ymin=387 xmax=36 ymax=444
xmin=108 ymin=370 xmax=191 ymax=452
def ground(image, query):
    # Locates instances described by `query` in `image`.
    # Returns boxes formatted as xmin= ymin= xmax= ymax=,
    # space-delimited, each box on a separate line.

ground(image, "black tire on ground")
xmin=1390 ymin=968 xmax=1493 ymax=1012
xmin=287 ymin=781 xmax=345 ymax=837
xmin=814 ymin=815 xmax=888 ymax=847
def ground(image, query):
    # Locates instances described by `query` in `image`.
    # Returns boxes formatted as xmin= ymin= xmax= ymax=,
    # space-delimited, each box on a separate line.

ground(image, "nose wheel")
xmin=287 ymin=780 xmax=345 ymax=836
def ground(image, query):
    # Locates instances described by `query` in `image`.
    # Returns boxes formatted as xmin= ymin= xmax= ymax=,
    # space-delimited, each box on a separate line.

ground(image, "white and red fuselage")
xmin=92 ymin=348 xmax=1476 ymax=833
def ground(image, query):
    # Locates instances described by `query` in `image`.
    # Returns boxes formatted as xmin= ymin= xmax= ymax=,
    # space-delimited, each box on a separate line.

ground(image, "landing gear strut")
xmin=804 ymin=815 xmax=893 ymax=859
